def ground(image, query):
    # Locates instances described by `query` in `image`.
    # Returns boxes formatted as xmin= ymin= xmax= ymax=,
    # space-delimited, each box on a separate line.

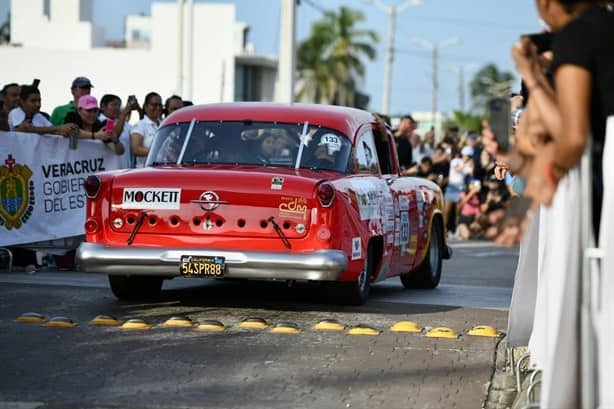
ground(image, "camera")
xmin=127 ymin=95 xmax=138 ymax=106
xmin=524 ymin=32 xmax=553 ymax=54
xmin=488 ymin=97 xmax=512 ymax=153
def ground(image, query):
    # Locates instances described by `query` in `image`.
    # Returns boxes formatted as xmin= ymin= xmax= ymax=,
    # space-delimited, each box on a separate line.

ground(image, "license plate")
xmin=180 ymin=255 xmax=225 ymax=277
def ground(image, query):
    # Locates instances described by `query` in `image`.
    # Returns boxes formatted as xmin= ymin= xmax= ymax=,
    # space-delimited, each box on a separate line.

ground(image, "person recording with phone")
xmin=63 ymin=95 xmax=125 ymax=155
xmin=511 ymin=0 xmax=614 ymax=238
xmin=99 ymin=94 xmax=140 ymax=167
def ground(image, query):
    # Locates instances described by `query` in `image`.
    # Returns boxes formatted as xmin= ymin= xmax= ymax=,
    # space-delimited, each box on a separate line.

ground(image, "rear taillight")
xmin=317 ymin=183 xmax=336 ymax=208
xmin=83 ymin=175 xmax=101 ymax=198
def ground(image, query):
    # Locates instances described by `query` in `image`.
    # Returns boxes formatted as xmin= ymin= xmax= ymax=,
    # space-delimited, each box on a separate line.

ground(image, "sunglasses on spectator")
xmin=148 ymin=103 xmax=163 ymax=108
xmin=83 ymin=108 xmax=98 ymax=113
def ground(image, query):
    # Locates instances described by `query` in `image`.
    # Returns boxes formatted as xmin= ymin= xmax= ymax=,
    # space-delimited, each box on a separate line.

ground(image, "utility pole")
xmin=362 ymin=0 xmax=424 ymax=115
xmin=431 ymin=45 xmax=437 ymax=126
xmin=459 ymin=66 xmax=464 ymax=112
xmin=410 ymin=36 xmax=458 ymax=126
xmin=185 ymin=0 xmax=194 ymax=100
xmin=177 ymin=0 xmax=184 ymax=96
xmin=277 ymin=0 xmax=297 ymax=104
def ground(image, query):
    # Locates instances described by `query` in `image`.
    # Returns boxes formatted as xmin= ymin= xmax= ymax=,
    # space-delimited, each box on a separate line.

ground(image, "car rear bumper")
xmin=76 ymin=242 xmax=348 ymax=281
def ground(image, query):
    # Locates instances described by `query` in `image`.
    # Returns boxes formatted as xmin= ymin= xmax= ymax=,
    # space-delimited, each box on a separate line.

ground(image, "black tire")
xmin=401 ymin=219 xmax=443 ymax=289
xmin=337 ymin=246 xmax=372 ymax=305
xmin=108 ymin=275 xmax=163 ymax=301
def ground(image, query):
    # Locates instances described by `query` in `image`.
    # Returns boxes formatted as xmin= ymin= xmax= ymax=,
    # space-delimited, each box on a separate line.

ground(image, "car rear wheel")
xmin=108 ymin=275 xmax=163 ymax=301
xmin=400 ymin=220 xmax=443 ymax=289
xmin=337 ymin=247 xmax=372 ymax=305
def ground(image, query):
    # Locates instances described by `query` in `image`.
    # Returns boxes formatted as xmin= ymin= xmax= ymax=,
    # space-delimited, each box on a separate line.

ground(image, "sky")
xmin=0 ymin=0 xmax=541 ymax=115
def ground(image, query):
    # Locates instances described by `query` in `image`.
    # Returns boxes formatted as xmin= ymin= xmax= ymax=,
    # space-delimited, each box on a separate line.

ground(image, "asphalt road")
xmin=0 ymin=240 xmax=518 ymax=409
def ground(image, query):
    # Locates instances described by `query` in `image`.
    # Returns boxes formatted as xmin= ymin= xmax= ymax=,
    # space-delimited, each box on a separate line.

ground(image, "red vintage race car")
xmin=76 ymin=103 xmax=451 ymax=304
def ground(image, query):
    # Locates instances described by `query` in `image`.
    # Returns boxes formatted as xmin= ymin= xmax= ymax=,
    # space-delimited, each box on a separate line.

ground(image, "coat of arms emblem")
xmin=0 ymin=155 xmax=35 ymax=229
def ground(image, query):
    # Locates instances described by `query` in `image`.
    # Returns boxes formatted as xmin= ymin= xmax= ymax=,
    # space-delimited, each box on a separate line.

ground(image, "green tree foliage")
xmin=469 ymin=63 xmax=515 ymax=113
xmin=297 ymin=6 xmax=379 ymax=107
xmin=448 ymin=110 xmax=482 ymax=134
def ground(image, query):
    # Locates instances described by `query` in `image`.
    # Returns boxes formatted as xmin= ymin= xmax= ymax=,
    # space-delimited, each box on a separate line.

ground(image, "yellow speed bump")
xmin=347 ymin=324 xmax=381 ymax=336
xmin=15 ymin=312 xmax=46 ymax=323
xmin=43 ymin=316 xmax=77 ymax=328
xmin=121 ymin=319 xmax=152 ymax=331
xmin=425 ymin=327 xmax=458 ymax=339
xmin=270 ymin=322 xmax=302 ymax=334
xmin=162 ymin=316 xmax=194 ymax=328
xmin=468 ymin=325 xmax=500 ymax=337
xmin=238 ymin=317 xmax=268 ymax=330
xmin=90 ymin=315 xmax=121 ymax=326
xmin=195 ymin=320 xmax=226 ymax=332
xmin=390 ymin=321 xmax=422 ymax=333
xmin=313 ymin=319 xmax=345 ymax=331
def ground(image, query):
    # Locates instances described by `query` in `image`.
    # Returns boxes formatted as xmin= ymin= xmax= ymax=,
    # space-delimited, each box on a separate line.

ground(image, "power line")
xmin=399 ymin=14 xmax=536 ymax=32
xmin=301 ymin=0 xmax=328 ymax=14
xmin=394 ymin=47 xmax=498 ymax=64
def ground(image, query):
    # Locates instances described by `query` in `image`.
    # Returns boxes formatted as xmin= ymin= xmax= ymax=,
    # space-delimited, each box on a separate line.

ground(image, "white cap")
xmin=461 ymin=146 xmax=474 ymax=157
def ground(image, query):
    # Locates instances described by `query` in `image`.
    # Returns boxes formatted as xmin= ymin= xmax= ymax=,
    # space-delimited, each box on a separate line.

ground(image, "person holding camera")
xmin=512 ymin=0 xmax=614 ymax=238
xmin=131 ymin=92 xmax=163 ymax=168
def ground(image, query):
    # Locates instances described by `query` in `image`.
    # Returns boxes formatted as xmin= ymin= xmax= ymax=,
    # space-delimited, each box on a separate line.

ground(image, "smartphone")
xmin=127 ymin=95 xmax=138 ymax=106
xmin=524 ymin=32 xmax=553 ymax=54
xmin=104 ymin=118 xmax=116 ymax=132
xmin=488 ymin=97 xmax=512 ymax=153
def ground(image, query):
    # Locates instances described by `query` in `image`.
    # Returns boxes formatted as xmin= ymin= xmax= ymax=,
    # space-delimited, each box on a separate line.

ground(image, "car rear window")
xmin=146 ymin=121 xmax=352 ymax=173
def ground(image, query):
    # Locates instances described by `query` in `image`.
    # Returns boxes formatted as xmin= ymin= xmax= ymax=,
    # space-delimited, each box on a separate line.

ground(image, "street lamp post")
xmin=277 ymin=0 xmax=297 ymax=104
xmin=362 ymin=0 xmax=423 ymax=115
xmin=410 ymin=36 xmax=458 ymax=126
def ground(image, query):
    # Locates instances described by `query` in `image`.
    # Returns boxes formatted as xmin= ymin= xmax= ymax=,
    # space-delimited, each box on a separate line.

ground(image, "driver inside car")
xmin=311 ymin=133 xmax=342 ymax=170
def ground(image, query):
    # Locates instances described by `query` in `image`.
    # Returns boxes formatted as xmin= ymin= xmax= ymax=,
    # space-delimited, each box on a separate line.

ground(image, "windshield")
xmin=146 ymin=121 xmax=352 ymax=173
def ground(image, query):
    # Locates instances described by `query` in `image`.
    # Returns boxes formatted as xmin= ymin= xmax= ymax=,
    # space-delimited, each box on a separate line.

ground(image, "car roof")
xmin=162 ymin=102 xmax=375 ymax=138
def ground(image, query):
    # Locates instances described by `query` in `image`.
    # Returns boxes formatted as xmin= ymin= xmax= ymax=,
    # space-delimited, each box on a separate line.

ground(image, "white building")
xmin=0 ymin=0 xmax=278 ymax=114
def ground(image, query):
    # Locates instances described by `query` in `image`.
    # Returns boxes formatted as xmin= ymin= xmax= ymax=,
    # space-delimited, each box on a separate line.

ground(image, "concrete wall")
xmin=11 ymin=0 xmax=102 ymax=49
xmin=2 ymin=1 xmax=273 ymax=115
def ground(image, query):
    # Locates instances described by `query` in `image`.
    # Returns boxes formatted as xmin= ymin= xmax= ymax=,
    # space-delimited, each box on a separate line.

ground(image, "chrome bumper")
xmin=76 ymin=242 xmax=348 ymax=281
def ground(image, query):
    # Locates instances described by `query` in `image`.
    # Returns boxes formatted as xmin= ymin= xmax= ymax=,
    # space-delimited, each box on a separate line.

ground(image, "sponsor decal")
xmin=400 ymin=211 xmax=409 ymax=245
xmin=0 ymin=155 xmax=35 ymax=229
xmin=122 ymin=188 xmax=181 ymax=210
xmin=351 ymin=237 xmax=362 ymax=260
xmin=349 ymin=180 xmax=382 ymax=221
xmin=279 ymin=196 xmax=308 ymax=220
xmin=398 ymin=195 xmax=409 ymax=211
xmin=271 ymin=176 xmax=284 ymax=190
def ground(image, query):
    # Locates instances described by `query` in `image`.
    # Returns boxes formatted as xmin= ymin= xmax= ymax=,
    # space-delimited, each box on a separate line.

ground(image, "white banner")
xmin=0 ymin=131 xmax=124 ymax=246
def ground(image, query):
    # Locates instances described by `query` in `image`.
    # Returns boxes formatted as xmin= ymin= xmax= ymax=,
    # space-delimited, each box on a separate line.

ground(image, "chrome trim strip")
xmin=76 ymin=242 xmax=348 ymax=281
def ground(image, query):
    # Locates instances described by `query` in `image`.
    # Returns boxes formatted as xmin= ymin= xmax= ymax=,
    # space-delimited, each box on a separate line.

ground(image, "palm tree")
xmin=0 ymin=13 xmax=10 ymax=45
xmin=469 ymin=63 xmax=515 ymax=113
xmin=297 ymin=6 xmax=379 ymax=107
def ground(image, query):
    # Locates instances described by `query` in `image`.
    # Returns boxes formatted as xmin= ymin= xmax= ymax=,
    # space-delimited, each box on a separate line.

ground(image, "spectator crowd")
xmin=381 ymin=113 xmax=514 ymax=242
xmin=0 ymin=76 xmax=194 ymax=270
xmin=0 ymin=76 xmax=192 ymax=169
